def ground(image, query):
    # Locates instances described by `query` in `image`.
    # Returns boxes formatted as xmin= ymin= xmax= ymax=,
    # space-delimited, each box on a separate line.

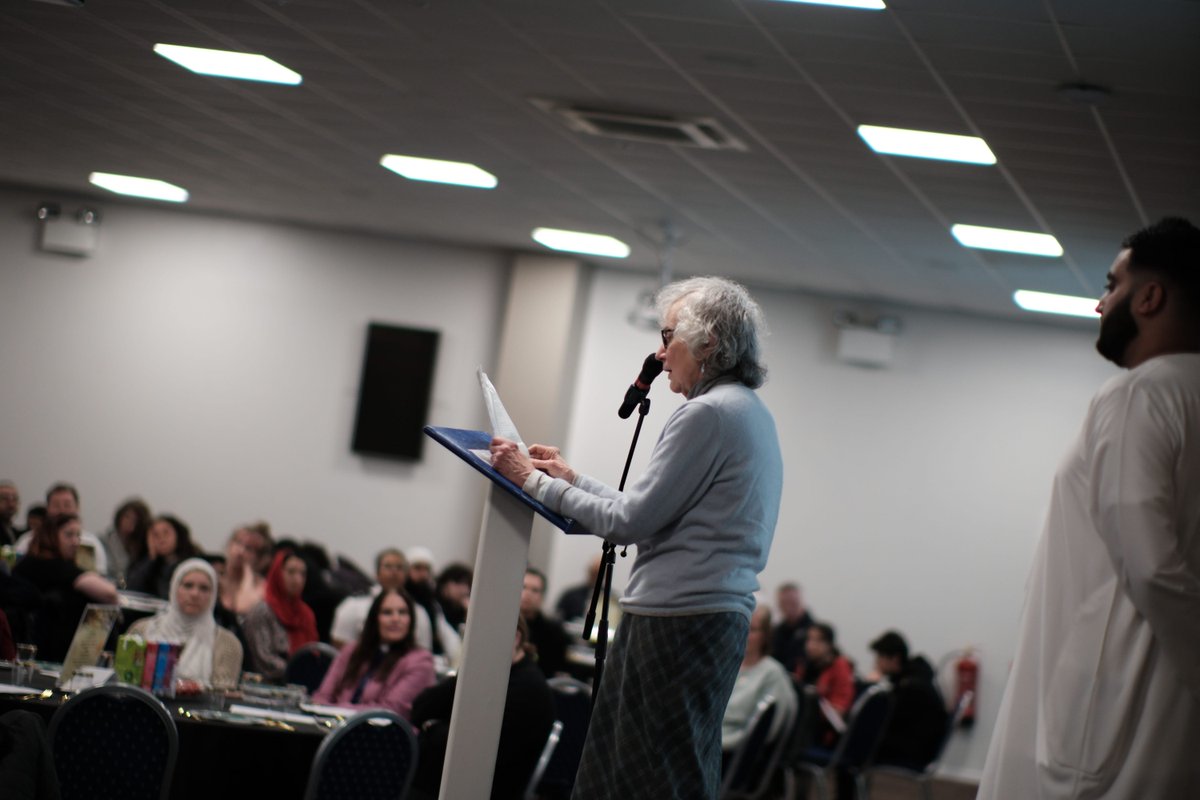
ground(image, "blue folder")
xmin=423 ymin=426 xmax=590 ymax=535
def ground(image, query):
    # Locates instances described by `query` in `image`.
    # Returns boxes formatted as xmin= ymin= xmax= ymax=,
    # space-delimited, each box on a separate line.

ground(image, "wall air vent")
xmin=531 ymin=99 xmax=747 ymax=152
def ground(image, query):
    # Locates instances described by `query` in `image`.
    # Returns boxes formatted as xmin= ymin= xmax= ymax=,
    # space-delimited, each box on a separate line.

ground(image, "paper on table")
xmin=301 ymin=702 xmax=356 ymax=717
xmin=227 ymin=703 xmax=321 ymax=726
xmin=477 ymin=366 xmax=528 ymax=458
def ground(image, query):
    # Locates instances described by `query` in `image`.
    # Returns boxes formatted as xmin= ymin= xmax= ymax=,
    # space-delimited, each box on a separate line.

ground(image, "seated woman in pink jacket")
xmin=313 ymin=587 xmax=435 ymax=720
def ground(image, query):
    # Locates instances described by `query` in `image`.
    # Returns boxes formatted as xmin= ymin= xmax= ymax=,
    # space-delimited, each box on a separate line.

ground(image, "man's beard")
xmin=1096 ymin=292 xmax=1138 ymax=366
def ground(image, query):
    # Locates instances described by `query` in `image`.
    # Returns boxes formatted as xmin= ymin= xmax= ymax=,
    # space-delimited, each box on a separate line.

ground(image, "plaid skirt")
xmin=571 ymin=611 xmax=749 ymax=800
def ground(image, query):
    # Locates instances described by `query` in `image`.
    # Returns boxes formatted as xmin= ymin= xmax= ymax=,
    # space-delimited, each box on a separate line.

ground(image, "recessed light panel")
xmin=89 ymin=172 xmax=189 ymax=203
xmin=857 ymin=125 xmax=996 ymax=165
xmin=379 ymin=155 xmax=497 ymax=189
xmin=771 ymin=0 xmax=885 ymax=9
xmin=531 ymin=228 xmax=630 ymax=258
xmin=1013 ymin=290 xmax=1099 ymax=318
xmin=951 ymin=224 xmax=1063 ymax=257
xmin=154 ymin=44 xmax=302 ymax=85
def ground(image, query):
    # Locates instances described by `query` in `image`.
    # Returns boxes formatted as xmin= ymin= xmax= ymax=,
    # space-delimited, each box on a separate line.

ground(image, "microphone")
xmin=618 ymin=353 xmax=663 ymax=418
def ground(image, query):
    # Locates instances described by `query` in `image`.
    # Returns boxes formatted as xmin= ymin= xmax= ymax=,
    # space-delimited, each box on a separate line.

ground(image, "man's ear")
xmin=1134 ymin=280 xmax=1167 ymax=317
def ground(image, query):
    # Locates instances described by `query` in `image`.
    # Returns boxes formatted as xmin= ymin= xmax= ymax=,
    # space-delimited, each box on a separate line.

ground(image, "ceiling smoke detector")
xmin=531 ymin=99 xmax=747 ymax=152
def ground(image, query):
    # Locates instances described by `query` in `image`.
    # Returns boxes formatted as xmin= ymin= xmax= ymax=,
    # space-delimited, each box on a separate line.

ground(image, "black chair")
xmin=524 ymin=719 xmax=564 ymax=799
xmin=720 ymin=694 xmax=779 ymax=800
xmin=287 ymin=641 xmax=341 ymax=694
xmin=792 ymin=682 xmax=894 ymax=800
xmin=537 ymin=676 xmax=593 ymax=800
xmin=47 ymin=683 xmax=179 ymax=800
xmin=304 ymin=709 xmax=418 ymax=800
xmin=864 ymin=690 xmax=974 ymax=800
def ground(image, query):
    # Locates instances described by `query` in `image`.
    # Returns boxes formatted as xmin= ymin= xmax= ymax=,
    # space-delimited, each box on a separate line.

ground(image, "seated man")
xmin=802 ymin=622 xmax=855 ymax=748
xmin=520 ymin=567 xmax=570 ymax=678
xmin=331 ymin=548 xmax=432 ymax=650
xmin=772 ymin=582 xmax=814 ymax=677
xmin=869 ymin=630 xmax=949 ymax=768
xmin=722 ymin=602 xmax=797 ymax=756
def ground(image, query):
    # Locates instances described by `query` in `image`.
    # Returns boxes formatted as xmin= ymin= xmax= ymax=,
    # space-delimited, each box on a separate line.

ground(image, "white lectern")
xmin=424 ymin=426 xmax=586 ymax=800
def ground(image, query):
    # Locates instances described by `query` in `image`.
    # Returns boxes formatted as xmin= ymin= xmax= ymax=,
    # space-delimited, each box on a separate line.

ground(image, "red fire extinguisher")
xmin=954 ymin=648 xmax=979 ymax=728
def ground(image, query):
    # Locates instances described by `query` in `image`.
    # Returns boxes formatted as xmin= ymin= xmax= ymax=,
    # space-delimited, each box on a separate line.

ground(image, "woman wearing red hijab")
xmin=243 ymin=549 xmax=318 ymax=682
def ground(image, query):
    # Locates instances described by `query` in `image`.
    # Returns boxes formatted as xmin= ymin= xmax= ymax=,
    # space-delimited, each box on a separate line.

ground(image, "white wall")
xmin=548 ymin=268 xmax=1116 ymax=779
xmin=0 ymin=187 xmax=507 ymax=570
xmin=3 ymin=186 xmax=1123 ymax=778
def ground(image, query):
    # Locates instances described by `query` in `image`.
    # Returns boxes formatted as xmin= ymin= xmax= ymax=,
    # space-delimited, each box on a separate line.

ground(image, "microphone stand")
xmin=583 ymin=395 xmax=650 ymax=704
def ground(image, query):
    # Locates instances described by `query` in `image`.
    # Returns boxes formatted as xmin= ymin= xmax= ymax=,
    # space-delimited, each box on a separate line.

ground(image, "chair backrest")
xmin=720 ymin=695 xmax=777 ymax=797
xmin=304 ymin=710 xmax=418 ymax=800
xmin=827 ymin=681 xmax=894 ymax=770
xmin=524 ymin=719 xmax=564 ymax=800
xmin=287 ymin=641 xmax=341 ymax=693
xmin=924 ymin=689 xmax=973 ymax=773
xmin=48 ymin=683 xmax=179 ymax=800
xmin=538 ymin=677 xmax=593 ymax=800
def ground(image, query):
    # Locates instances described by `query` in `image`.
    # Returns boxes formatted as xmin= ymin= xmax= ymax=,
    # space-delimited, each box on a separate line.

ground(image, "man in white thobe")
xmin=978 ymin=217 xmax=1200 ymax=799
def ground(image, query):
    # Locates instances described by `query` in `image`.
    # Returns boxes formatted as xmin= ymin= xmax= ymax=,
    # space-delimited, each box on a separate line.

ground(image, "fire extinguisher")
xmin=954 ymin=648 xmax=979 ymax=728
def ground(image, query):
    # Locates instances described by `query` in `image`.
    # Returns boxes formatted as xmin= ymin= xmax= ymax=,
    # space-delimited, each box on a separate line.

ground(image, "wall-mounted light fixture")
xmin=833 ymin=310 xmax=901 ymax=368
xmin=36 ymin=201 xmax=100 ymax=256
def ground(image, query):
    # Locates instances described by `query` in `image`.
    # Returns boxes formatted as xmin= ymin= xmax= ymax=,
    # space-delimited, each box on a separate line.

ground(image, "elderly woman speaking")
xmin=491 ymin=276 xmax=783 ymax=800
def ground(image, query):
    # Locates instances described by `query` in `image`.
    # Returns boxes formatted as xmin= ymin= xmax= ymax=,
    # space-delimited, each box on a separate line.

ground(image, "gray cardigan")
xmin=536 ymin=380 xmax=783 ymax=620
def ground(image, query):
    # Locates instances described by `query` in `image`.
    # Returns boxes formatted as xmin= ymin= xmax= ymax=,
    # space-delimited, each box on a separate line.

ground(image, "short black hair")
xmin=524 ymin=567 xmax=547 ymax=592
xmin=45 ymin=482 xmax=79 ymax=505
xmin=1122 ymin=216 xmax=1200 ymax=316
xmin=810 ymin=621 xmax=836 ymax=647
xmin=437 ymin=563 xmax=473 ymax=588
xmin=870 ymin=630 xmax=909 ymax=663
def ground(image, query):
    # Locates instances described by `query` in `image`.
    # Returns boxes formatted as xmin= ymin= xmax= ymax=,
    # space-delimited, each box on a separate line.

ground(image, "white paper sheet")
xmin=478 ymin=367 xmax=528 ymax=456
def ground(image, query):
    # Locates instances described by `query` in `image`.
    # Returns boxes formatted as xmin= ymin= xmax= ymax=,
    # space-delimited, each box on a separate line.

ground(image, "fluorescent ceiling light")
xmin=857 ymin=125 xmax=995 ymax=164
xmin=379 ymin=155 xmax=497 ymax=189
xmin=89 ymin=172 xmax=189 ymax=203
xmin=1013 ymin=290 xmax=1099 ymax=318
xmin=153 ymin=43 xmax=302 ymax=85
xmin=951 ymin=224 xmax=1063 ymax=257
xmin=771 ymin=0 xmax=885 ymax=8
xmin=531 ymin=228 xmax=630 ymax=258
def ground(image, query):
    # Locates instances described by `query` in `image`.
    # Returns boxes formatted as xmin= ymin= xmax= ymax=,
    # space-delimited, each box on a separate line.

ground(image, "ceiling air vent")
xmin=532 ymin=99 xmax=747 ymax=152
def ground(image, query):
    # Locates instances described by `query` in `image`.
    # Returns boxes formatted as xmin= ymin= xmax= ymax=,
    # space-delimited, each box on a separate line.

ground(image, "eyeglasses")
xmin=660 ymin=327 xmax=675 ymax=348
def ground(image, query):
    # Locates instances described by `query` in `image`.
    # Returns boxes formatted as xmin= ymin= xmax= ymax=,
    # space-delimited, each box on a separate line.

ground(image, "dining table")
xmin=0 ymin=662 xmax=337 ymax=800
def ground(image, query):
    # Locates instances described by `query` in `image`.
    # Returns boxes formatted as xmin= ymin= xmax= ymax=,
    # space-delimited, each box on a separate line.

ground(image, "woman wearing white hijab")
xmin=127 ymin=557 xmax=244 ymax=688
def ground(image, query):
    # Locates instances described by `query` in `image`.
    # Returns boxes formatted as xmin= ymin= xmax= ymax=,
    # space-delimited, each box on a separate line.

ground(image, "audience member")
xmin=330 ymin=548 xmax=433 ymax=650
xmin=0 ymin=609 xmax=13 ymax=661
xmin=23 ymin=506 xmax=46 ymax=540
xmin=290 ymin=540 xmax=349 ymax=644
xmin=435 ymin=562 xmax=471 ymax=629
xmin=13 ymin=513 xmax=118 ymax=661
xmin=15 ymin=484 xmax=108 ymax=575
xmin=99 ymin=497 xmax=151 ymax=585
xmin=243 ymin=549 xmax=318 ymax=682
xmin=126 ymin=558 xmax=243 ymax=688
xmin=802 ymin=622 xmax=855 ymax=748
xmin=772 ymin=582 xmax=814 ymax=676
xmin=125 ymin=514 xmax=200 ymax=599
xmin=409 ymin=615 xmax=555 ymax=800
xmin=554 ymin=553 xmax=601 ymax=622
xmin=0 ymin=568 xmax=39 ymax=644
xmin=0 ymin=481 xmax=20 ymax=547
xmin=217 ymin=522 xmax=272 ymax=618
xmin=869 ymin=630 xmax=948 ymax=768
xmin=431 ymin=562 xmax=471 ymax=664
xmin=722 ymin=602 xmax=797 ymax=755
xmin=313 ymin=588 xmax=436 ymax=718
xmin=520 ymin=567 xmax=570 ymax=678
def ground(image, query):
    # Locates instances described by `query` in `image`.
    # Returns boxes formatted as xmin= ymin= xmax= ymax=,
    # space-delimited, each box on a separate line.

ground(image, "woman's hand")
xmin=529 ymin=444 xmax=577 ymax=484
xmin=490 ymin=437 xmax=534 ymax=485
